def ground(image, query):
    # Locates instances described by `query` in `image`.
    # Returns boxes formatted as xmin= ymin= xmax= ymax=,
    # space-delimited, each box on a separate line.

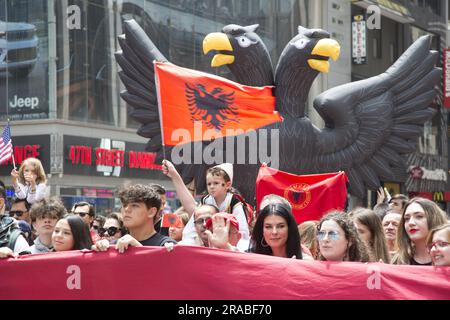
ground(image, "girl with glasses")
xmin=317 ymin=211 xmax=371 ymax=262
xmin=91 ymin=213 xmax=128 ymax=252
xmin=426 ymin=223 xmax=450 ymax=266
xmin=392 ymin=198 xmax=447 ymax=265
xmin=99 ymin=213 xmax=126 ymax=243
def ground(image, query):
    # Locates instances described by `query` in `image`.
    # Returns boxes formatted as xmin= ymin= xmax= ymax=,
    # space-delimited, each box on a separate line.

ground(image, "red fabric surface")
xmin=154 ymin=62 xmax=282 ymax=146
xmin=1 ymin=246 xmax=449 ymax=300
xmin=256 ymin=165 xmax=348 ymax=223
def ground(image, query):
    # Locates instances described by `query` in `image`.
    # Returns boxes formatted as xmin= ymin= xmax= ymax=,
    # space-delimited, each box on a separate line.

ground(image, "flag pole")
xmin=7 ymin=119 xmax=16 ymax=170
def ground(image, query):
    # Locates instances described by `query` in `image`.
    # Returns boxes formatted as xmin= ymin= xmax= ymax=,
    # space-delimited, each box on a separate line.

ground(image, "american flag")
xmin=0 ymin=124 xmax=13 ymax=164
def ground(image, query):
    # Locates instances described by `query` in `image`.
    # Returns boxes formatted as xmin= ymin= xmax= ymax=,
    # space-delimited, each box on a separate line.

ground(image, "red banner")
xmin=444 ymin=48 xmax=450 ymax=108
xmin=256 ymin=165 xmax=348 ymax=224
xmin=1 ymin=246 xmax=449 ymax=300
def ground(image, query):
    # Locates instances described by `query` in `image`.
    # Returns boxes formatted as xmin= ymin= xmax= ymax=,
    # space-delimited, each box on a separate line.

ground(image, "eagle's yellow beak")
xmin=308 ymin=38 xmax=341 ymax=73
xmin=203 ymin=32 xmax=235 ymax=67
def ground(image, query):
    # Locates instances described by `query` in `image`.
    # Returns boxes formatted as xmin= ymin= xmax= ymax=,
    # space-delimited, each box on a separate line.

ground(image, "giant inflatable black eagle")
xmin=115 ymin=20 xmax=440 ymax=203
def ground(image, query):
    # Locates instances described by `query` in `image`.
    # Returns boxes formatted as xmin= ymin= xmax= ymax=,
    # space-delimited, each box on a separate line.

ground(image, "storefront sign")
xmin=431 ymin=192 xmax=450 ymax=202
xmin=82 ymin=188 xmax=114 ymax=198
xmin=0 ymin=135 xmax=51 ymax=174
xmin=444 ymin=49 xmax=450 ymax=108
xmin=352 ymin=15 xmax=367 ymax=64
xmin=68 ymin=145 xmax=159 ymax=170
xmin=64 ymin=135 xmax=163 ymax=178
xmin=409 ymin=166 xmax=424 ymax=179
xmin=408 ymin=165 xmax=446 ymax=181
xmin=408 ymin=192 xmax=433 ymax=200
xmin=433 ymin=192 xmax=444 ymax=202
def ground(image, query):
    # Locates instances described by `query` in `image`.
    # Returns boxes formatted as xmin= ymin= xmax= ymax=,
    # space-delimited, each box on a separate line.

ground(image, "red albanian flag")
xmin=256 ymin=164 xmax=348 ymax=224
xmin=154 ymin=61 xmax=282 ymax=146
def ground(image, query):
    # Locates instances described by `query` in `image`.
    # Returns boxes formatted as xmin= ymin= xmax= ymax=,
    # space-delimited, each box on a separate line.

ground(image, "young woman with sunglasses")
xmin=91 ymin=213 xmax=128 ymax=251
xmin=316 ymin=211 xmax=371 ymax=262
xmin=392 ymin=198 xmax=447 ymax=265
xmin=426 ymin=223 xmax=450 ymax=266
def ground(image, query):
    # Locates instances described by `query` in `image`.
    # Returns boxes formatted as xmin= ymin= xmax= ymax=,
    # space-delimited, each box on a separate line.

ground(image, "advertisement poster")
xmin=352 ymin=14 xmax=367 ymax=65
xmin=0 ymin=0 xmax=48 ymax=120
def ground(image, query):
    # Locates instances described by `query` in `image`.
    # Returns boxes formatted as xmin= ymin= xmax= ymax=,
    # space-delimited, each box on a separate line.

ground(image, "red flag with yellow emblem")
xmin=256 ymin=164 xmax=348 ymax=224
xmin=154 ymin=61 xmax=282 ymax=146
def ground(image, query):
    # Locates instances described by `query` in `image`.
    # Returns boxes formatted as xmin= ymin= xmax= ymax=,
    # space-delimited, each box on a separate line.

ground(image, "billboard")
xmin=444 ymin=48 xmax=450 ymax=108
xmin=63 ymin=135 xmax=165 ymax=179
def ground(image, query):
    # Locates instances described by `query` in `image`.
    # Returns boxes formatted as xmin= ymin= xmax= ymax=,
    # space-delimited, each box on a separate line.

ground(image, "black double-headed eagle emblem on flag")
xmin=185 ymin=83 xmax=239 ymax=130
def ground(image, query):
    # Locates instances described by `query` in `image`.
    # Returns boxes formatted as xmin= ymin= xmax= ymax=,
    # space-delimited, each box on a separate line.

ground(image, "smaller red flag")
xmin=161 ymin=213 xmax=183 ymax=228
xmin=256 ymin=165 xmax=348 ymax=224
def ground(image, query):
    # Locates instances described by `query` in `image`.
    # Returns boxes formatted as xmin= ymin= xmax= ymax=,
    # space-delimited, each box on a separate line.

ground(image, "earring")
xmin=261 ymin=237 xmax=269 ymax=247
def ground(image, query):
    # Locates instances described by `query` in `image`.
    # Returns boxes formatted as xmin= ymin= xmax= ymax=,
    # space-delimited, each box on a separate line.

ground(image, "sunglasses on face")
xmin=99 ymin=227 xmax=119 ymax=237
xmin=10 ymin=210 xmax=25 ymax=217
xmin=317 ymin=230 xmax=341 ymax=241
xmin=73 ymin=211 xmax=90 ymax=218
xmin=427 ymin=241 xmax=450 ymax=253
xmin=194 ymin=217 xmax=211 ymax=226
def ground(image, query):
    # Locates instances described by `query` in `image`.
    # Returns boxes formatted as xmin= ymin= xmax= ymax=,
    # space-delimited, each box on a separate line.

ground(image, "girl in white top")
xmin=11 ymin=157 xmax=47 ymax=205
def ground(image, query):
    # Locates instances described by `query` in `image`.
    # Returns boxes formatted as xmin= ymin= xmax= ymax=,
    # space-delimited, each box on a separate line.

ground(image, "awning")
xmin=352 ymin=0 xmax=415 ymax=24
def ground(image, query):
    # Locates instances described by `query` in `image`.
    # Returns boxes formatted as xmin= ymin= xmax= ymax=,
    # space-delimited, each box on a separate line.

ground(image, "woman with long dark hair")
xmin=249 ymin=203 xmax=302 ymax=259
xmin=52 ymin=215 xmax=93 ymax=251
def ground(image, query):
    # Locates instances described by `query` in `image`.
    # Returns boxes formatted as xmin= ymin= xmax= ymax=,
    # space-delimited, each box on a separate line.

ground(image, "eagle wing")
xmin=115 ymin=19 xmax=167 ymax=152
xmin=310 ymin=35 xmax=440 ymax=198
xmin=116 ymin=20 xmax=208 ymax=185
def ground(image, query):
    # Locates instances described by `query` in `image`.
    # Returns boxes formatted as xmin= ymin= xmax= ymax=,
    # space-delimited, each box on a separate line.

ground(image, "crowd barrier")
xmin=1 ymin=245 xmax=449 ymax=300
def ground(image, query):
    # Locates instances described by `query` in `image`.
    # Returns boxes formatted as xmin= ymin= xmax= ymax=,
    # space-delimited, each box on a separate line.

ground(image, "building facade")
xmin=0 ymin=0 xmax=325 ymax=213
xmin=0 ymin=0 xmax=447 ymax=213
xmin=349 ymin=0 xmax=448 ymax=210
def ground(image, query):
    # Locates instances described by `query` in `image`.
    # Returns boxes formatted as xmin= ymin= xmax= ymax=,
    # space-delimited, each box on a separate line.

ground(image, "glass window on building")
xmin=0 ymin=0 xmax=49 ymax=121
xmin=55 ymin=0 xmax=121 ymax=126
xmin=119 ymin=0 xmax=314 ymax=129
xmin=410 ymin=26 xmax=444 ymax=157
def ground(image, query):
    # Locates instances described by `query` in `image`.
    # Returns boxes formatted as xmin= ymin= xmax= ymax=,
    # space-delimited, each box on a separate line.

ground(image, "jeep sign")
xmin=9 ymin=95 xmax=39 ymax=109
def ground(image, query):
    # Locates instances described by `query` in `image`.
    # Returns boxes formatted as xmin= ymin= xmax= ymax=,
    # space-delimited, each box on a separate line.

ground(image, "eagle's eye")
xmin=236 ymin=35 xmax=256 ymax=48
xmin=291 ymin=38 xmax=309 ymax=49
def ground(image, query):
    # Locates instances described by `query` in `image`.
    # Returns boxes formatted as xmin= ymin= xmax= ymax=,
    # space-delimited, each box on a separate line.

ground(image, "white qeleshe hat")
xmin=213 ymin=163 xmax=233 ymax=184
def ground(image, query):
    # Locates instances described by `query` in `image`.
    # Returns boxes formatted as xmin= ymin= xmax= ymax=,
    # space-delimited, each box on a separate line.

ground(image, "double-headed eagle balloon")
xmin=116 ymin=20 xmax=440 ymax=204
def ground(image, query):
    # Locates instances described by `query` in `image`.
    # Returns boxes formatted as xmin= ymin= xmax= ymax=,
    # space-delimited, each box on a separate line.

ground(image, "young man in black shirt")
xmin=115 ymin=184 xmax=176 ymax=253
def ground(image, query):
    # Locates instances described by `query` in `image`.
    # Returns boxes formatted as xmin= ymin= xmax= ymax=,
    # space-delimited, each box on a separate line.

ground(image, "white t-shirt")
xmin=13 ymin=235 xmax=30 ymax=254
xmin=181 ymin=192 xmax=250 ymax=251
xmin=15 ymin=182 xmax=48 ymax=204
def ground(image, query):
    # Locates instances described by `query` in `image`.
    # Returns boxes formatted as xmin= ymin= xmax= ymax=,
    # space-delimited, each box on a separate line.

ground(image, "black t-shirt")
xmin=154 ymin=219 xmax=169 ymax=237
xmin=410 ymin=257 xmax=432 ymax=266
xmin=139 ymin=232 xmax=177 ymax=247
